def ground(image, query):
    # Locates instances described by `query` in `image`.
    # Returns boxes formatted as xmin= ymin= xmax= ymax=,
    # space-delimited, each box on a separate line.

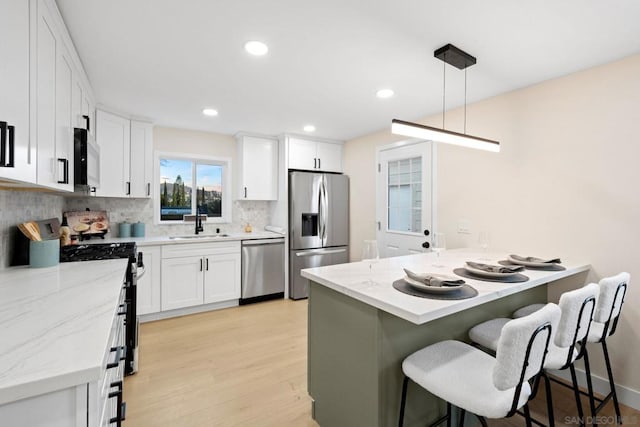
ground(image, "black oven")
xmin=60 ymin=242 xmax=142 ymax=375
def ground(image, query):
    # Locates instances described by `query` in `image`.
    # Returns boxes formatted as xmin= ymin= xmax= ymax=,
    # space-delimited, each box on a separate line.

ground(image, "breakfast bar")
xmin=302 ymin=248 xmax=590 ymax=427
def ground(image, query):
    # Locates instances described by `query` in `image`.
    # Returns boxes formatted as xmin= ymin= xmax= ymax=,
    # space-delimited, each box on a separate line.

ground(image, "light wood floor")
xmin=124 ymin=299 xmax=639 ymax=426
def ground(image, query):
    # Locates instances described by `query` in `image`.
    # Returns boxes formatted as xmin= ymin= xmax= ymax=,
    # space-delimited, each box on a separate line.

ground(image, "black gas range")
xmin=60 ymin=242 xmax=143 ymax=375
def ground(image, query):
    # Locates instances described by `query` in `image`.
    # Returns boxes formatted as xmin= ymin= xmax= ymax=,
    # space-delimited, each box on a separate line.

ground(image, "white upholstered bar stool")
xmin=398 ymin=303 xmax=560 ymax=427
xmin=510 ymin=273 xmax=630 ymax=426
xmin=468 ymin=284 xmax=599 ymax=426
xmin=582 ymin=272 xmax=630 ymax=426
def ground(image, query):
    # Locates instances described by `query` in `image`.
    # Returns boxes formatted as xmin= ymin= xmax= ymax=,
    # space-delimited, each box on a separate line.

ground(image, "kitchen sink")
xmin=169 ymin=234 xmax=229 ymax=240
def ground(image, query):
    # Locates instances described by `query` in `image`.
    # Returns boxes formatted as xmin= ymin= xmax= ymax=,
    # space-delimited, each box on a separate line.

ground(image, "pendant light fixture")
xmin=391 ymin=44 xmax=500 ymax=153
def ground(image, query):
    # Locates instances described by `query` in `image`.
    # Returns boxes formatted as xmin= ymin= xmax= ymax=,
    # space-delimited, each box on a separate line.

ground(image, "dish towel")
xmin=466 ymin=261 xmax=524 ymax=273
xmin=403 ymin=268 xmax=465 ymax=287
xmin=510 ymin=254 xmax=561 ymax=264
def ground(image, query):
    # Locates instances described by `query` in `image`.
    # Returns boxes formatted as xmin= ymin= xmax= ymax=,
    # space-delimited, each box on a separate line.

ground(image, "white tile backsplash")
xmin=1 ymin=190 xmax=274 ymax=269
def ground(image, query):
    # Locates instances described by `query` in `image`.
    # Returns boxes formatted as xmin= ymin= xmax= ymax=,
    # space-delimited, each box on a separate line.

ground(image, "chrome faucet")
xmin=195 ymin=206 xmax=204 ymax=235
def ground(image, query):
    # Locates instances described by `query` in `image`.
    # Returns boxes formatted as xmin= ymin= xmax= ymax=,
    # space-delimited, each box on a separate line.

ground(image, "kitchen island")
xmin=301 ymin=249 xmax=590 ymax=427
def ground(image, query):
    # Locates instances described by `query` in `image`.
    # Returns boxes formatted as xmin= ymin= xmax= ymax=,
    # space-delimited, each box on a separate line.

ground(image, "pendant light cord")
xmin=442 ymin=59 xmax=446 ymax=129
xmin=464 ymin=67 xmax=467 ymax=134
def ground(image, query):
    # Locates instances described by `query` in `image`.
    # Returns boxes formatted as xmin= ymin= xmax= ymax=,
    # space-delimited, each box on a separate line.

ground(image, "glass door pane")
xmin=387 ymin=156 xmax=422 ymax=233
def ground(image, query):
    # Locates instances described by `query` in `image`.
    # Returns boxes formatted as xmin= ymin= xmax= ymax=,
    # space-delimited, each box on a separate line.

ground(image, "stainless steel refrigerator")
xmin=289 ymin=171 xmax=349 ymax=299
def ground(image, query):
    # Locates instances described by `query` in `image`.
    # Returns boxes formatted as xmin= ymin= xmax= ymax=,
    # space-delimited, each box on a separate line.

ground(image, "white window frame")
xmin=153 ymin=151 xmax=232 ymax=225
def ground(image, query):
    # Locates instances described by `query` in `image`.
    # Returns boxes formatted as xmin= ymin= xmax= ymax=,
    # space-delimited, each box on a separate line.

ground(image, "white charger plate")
xmin=464 ymin=263 xmax=521 ymax=278
xmin=507 ymin=255 xmax=559 ymax=268
xmin=403 ymin=276 xmax=463 ymax=294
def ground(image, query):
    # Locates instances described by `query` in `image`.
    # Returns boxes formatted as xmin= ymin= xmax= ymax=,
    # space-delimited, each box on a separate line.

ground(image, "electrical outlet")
xmin=457 ymin=220 xmax=471 ymax=234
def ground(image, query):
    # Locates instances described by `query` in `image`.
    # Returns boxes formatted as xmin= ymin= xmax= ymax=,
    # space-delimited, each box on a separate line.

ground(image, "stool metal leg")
xmin=602 ymin=340 xmax=622 ymax=424
xmin=583 ymin=348 xmax=599 ymax=427
xmin=569 ymin=364 xmax=585 ymax=426
xmin=399 ymin=376 xmax=409 ymax=427
xmin=476 ymin=415 xmax=488 ymax=427
xmin=524 ymin=403 xmax=533 ymax=427
xmin=542 ymin=372 xmax=555 ymax=427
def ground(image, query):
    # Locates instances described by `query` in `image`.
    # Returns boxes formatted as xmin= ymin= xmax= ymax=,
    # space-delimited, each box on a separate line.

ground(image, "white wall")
xmin=344 ymin=53 xmax=640 ymax=398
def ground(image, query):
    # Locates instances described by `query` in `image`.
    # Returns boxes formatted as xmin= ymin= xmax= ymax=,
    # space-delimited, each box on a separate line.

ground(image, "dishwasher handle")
xmin=242 ymin=238 xmax=285 ymax=246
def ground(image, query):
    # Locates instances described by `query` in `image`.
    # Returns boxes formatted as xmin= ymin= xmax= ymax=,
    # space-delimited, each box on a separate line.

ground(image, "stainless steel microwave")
xmin=74 ymin=127 xmax=100 ymax=193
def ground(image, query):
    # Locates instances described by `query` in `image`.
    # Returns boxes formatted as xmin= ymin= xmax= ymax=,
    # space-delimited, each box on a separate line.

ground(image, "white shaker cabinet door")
xmin=0 ymin=0 xmax=34 ymax=183
xmin=238 ymin=135 xmax=278 ymax=200
xmin=95 ymin=110 xmax=131 ymax=197
xmin=203 ymin=252 xmax=241 ymax=304
xmin=129 ymin=121 xmax=153 ymax=198
xmin=161 ymin=256 xmax=204 ymax=311
xmin=137 ymin=245 xmax=161 ymax=315
xmin=316 ymin=141 xmax=343 ymax=173
xmin=288 ymin=138 xmax=317 ymax=171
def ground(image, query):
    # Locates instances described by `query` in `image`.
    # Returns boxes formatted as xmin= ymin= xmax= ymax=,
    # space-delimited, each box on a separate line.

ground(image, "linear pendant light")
xmin=391 ymin=44 xmax=500 ymax=153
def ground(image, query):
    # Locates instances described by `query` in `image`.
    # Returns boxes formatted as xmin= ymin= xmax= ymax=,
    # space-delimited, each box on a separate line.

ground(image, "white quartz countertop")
xmin=83 ymin=230 xmax=284 ymax=247
xmin=0 ymin=259 xmax=129 ymax=405
xmin=301 ymin=248 xmax=590 ymax=325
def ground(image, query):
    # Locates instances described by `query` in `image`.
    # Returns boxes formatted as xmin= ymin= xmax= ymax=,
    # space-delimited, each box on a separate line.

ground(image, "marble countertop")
xmin=0 ymin=259 xmax=129 ymax=405
xmin=301 ymin=248 xmax=590 ymax=325
xmin=81 ymin=230 xmax=285 ymax=247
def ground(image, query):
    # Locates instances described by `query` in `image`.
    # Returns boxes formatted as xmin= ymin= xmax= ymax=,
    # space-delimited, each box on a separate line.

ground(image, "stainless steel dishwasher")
xmin=240 ymin=238 xmax=285 ymax=304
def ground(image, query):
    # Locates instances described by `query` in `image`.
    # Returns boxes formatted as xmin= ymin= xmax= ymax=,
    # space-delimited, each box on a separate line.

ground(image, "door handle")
xmin=57 ymin=158 xmax=69 ymax=184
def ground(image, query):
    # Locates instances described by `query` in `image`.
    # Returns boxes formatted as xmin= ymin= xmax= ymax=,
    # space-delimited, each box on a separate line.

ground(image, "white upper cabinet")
xmin=95 ymin=110 xmax=131 ymax=197
xmin=29 ymin=0 xmax=95 ymax=191
xmin=34 ymin=0 xmax=75 ymax=191
xmin=236 ymin=134 xmax=278 ymax=200
xmin=0 ymin=0 xmax=35 ymax=183
xmin=130 ymin=120 xmax=153 ymax=198
xmin=288 ymin=137 xmax=343 ymax=173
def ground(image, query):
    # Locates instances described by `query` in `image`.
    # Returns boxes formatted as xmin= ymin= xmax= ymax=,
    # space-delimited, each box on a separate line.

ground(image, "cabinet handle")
xmin=318 ymin=158 xmax=321 ymax=169
xmin=244 ymin=187 xmax=247 ymax=198
xmin=90 ymin=186 xmax=97 ymax=193
xmin=147 ymin=182 xmax=151 ymax=196
xmin=314 ymin=158 xmax=317 ymax=169
xmin=206 ymin=258 xmax=209 ymax=271
xmin=126 ymin=181 xmax=131 ymax=195
xmin=0 ymin=122 xmax=13 ymax=168
xmin=107 ymin=346 xmax=126 ymax=369
xmin=82 ymin=114 xmax=90 ymax=132
xmin=108 ymin=380 xmax=126 ymax=426
xmin=57 ymin=158 xmax=69 ymax=184
xmin=118 ymin=302 xmax=128 ymax=316
xmin=200 ymin=258 xmax=203 ymax=271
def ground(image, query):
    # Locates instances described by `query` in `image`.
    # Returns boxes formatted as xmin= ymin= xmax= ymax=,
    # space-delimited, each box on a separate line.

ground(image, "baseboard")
xmin=139 ymin=300 xmax=239 ymax=323
xmin=549 ymin=367 xmax=640 ymax=411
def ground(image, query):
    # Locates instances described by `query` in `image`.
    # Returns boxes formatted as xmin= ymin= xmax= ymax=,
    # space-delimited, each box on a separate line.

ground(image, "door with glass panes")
xmin=376 ymin=141 xmax=433 ymax=258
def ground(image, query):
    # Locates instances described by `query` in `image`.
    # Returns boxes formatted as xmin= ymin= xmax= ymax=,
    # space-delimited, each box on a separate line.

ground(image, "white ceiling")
xmin=56 ymin=0 xmax=640 ymax=141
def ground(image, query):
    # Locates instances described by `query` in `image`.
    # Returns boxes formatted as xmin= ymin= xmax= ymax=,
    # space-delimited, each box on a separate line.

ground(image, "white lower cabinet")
xmin=161 ymin=241 xmax=241 ymax=312
xmin=0 ymin=285 xmax=126 ymax=427
xmin=136 ymin=245 xmax=161 ymax=315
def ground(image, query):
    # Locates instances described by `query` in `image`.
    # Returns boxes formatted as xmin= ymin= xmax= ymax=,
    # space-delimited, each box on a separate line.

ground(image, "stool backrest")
xmin=493 ymin=303 xmax=561 ymax=391
xmin=594 ymin=272 xmax=630 ymax=337
xmin=556 ymin=283 xmax=599 ymax=348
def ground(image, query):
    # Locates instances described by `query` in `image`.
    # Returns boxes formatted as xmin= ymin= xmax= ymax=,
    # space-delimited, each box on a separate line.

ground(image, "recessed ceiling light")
xmin=202 ymin=108 xmax=218 ymax=117
xmin=376 ymin=89 xmax=394 ymax=99
xmin=244 ymin=41 xmax=269 ymax=56
xmin=303 ymin=125 xmax=316 ymax=132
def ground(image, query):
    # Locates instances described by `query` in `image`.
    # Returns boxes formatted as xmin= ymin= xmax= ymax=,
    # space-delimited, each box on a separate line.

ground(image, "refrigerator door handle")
xmin=295 ymin=248 xmax=347 ymax=257
xmin=320 ymin=175 xmax=328 ymax=242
